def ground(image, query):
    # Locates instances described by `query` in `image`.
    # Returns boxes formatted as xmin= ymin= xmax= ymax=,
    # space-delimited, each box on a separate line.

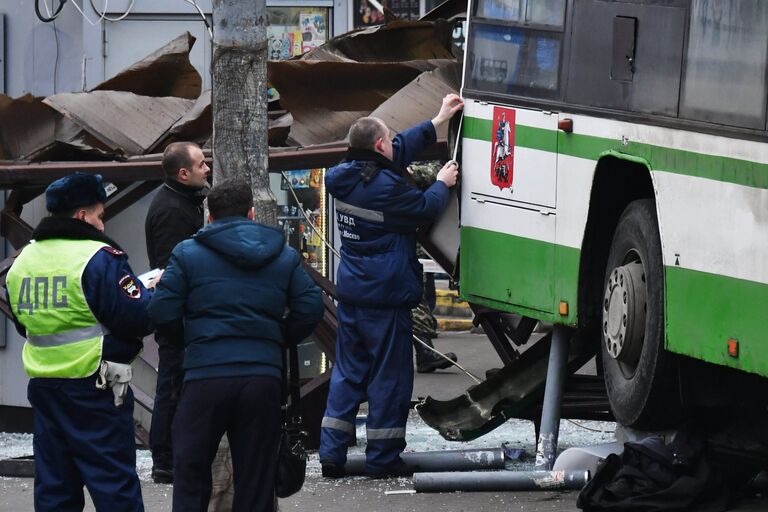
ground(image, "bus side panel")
xmin=460 ymin=225 xmax=555 ymax=317
xmin=655 ymin=170 xmax=768 ymax=378
xmin=460 ymin=102 xmax=558 ymax=316
xmin=554 ymin=151 xmax=600 ymax=327
xmin=665 ymin=267 xmax=768 ymax=377
xmin=550 ymin=112 xmax=768 ymax=377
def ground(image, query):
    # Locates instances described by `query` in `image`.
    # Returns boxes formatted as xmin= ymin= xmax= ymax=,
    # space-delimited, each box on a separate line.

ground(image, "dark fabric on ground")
xmin=577 ymin=429 xmax=730 ymax=512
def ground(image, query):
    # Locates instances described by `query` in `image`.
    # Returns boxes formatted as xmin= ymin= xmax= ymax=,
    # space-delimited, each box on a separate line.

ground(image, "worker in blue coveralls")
xmin=319 ymin=93 xmax=464 ymax=478
xmin=5 ymin=173 xmax=154 ymax=512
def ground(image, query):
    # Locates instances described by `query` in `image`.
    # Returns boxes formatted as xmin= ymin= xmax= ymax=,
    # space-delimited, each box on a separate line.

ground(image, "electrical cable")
xmin=413 ymin=335 xmax=483 ymax=384
xmin=183 ymin=0 xmax=213 ymax=40
xmin=69 ymin=0 xmax=107 ymax=26
xmin=39 ymin=0 xmax=61 ymax=92
xmin=35 ymin=0 xmax=67 ymax=23
xmin=281 ymin=171 xmax=341 ymax=259
xmin=565 ymin=419 xmax=615 ymax=434
xmin=89 ymin=0 xmax=134 ymax=22
xmin=52 ymin=18 xmax=60 ymax=93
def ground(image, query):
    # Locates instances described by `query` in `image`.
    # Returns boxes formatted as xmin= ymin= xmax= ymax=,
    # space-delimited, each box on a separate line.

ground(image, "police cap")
xmin=45 ymin=173 xmax=107 ymax=213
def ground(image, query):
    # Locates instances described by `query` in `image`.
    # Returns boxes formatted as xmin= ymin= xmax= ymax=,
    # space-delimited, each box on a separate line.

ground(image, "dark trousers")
xmin=319 ymin=304 xmax=413 ymax=474
xmin=172 ymin=375 xmax=281 ymax=512
xmin=27 ymin=377 xmax=143 ymax=512
xmin=150 ymin=335 xmax=184 ymax=469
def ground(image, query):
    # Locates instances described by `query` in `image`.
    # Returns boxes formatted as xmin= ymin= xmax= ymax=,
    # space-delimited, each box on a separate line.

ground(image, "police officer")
xmin=319 ymin=94 xmax=464 ymax=478
xmin=6 ymin=173 xmax=154 ymax=512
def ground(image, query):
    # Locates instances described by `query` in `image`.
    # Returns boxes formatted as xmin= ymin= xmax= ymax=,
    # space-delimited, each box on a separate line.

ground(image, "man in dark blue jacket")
xmin=148 ymin=180 xmax=323 ymax=512
xmin=319 ymin=94 xmax=464 ymax=478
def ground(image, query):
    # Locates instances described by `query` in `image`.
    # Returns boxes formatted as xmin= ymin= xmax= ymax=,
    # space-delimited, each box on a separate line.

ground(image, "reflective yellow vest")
xmin=6 ymin=239 xmax=108 ymax=378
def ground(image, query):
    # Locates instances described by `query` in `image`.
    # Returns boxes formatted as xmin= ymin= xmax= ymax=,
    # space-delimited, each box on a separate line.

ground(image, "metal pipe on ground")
xmin=343 ymin=448 xmax=505 ymax=475
xmin=413 ymin=469 xmax=590 ymax=492
xmin=0 ymin=456 xmax=35 ymax=478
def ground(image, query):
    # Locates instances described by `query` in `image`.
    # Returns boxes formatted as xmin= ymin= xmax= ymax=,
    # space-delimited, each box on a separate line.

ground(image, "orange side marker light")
xmin=558 ymin=118 xmax=573 ymax=133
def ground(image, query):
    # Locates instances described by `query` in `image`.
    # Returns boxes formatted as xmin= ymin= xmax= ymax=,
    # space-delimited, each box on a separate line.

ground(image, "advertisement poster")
xmin=354 ymin=0 xmax=419 ymax=28
xmin=299 ymin=11 xmax=327 ymax=53
xmin=267 ymin=8 xmax=328 ymax=60
xmin=281 ymin=169 xmax=323 ymax=190
xmin=490 ymin=107 xmax=515 ymax=190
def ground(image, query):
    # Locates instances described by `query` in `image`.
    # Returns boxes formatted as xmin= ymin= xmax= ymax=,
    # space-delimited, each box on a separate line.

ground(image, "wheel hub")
xmin=603 ymin=260 xmax=647 ymax=370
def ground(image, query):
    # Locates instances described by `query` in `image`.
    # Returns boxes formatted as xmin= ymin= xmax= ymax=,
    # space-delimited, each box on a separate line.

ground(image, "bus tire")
xmin=601 ymin=198 xmax=680 ymax=429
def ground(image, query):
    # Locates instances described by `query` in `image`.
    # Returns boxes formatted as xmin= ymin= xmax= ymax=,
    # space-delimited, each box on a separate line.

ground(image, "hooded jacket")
xmin=326 ymin=121 xmax=450 ymax=308
xmin=147 ymin=217 xmax=324 ymax=382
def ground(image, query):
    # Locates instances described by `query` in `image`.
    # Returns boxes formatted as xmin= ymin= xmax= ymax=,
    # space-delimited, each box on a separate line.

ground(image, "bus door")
xmin=460 ymin=101 xmax=558 ymax=316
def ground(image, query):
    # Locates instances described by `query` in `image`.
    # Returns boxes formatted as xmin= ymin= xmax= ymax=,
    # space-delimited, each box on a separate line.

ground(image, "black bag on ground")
xmin=577 ymin=428 xmax=730 ymax=512
xmin=275 ymin=342 xmax=307 ymax=499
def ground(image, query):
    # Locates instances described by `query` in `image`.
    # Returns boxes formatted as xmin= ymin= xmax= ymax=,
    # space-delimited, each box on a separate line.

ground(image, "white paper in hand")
xmin=138 ymin=268 xmax=162 ymax=288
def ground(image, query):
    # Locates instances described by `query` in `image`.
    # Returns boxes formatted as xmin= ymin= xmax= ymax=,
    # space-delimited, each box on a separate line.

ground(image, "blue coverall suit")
xmin=7 ymin=217 xmax=153 ymax=512
xmin=319 ymin=121 xmax=451 ymax=475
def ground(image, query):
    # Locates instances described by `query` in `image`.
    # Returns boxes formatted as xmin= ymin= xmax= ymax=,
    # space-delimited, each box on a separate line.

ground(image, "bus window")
xmin=468 ymin=23 xmax=561 ymax=93
xmin=527 ymin=0 xmax=565 ymax=27
xmin=680 ymin=0 xmax=768 ymax=129
xmin=476 ymin=0 xmax=565 ymax=27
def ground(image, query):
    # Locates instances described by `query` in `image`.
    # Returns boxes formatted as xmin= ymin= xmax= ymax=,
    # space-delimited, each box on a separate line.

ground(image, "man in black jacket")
xmin=148 ymin=180 xmax=323 ymax=511
xmin=144 ymin=142 xmax=210 ymax=483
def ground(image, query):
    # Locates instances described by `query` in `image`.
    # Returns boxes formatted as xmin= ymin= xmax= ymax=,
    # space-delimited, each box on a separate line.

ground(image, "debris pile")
xmin=0 ymin=20 xmax=461 ymax=166
xmin=0 ymin=33 xmax=209 ymax=163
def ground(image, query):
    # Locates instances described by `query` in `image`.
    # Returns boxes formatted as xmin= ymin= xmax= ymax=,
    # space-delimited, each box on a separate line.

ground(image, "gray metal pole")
xmin=212 ymin=0 xmax=277 ymax=226
xmin=413 ymin=470 xmax=590 ymax=492
xmin=534 ymin=325 xmax=571 ymax=470
xmin=343 ymin=448 xmax=504 ymax=476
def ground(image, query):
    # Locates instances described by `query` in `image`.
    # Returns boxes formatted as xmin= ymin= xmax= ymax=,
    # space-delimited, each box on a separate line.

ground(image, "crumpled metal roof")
xmin=268 ymin=59 xmax=455 ymax=146
xmin=0 ymin=18 xmax=461 ymax=167
xmin=93 ymin=32 xmax=202 ymax=100
xmin=160 ymin=90 xmax=212 ymax=151
xmin=302 ymin=20 xmax=456 ymax=62
xmin=267 ymin=19 xmax=461 ymax=148
xmin=421 ymin=0 xmax=467 ymax=22
xmin=0 ymin=32 xmax=205 ymax=163
xmin=369 ymin=63 xmax=461 ymax=140
xmin=0 ymin=95 xmax=58 ymax=160
xmin=44 ymin=91 xmax=194 ymax=157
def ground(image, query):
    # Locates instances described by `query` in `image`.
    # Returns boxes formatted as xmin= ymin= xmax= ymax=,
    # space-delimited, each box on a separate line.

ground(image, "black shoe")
xmin=416 ymin=351 xmax=458 ymax=373
xmin=321 ymin=461 xmax=345 ymax=479
xmin=151 ymin=466 xmax=174 ymax=484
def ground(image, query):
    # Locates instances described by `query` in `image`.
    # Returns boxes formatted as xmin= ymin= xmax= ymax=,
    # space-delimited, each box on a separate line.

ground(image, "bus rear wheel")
xmin=601 ymin=199 xmax=680 ymax=429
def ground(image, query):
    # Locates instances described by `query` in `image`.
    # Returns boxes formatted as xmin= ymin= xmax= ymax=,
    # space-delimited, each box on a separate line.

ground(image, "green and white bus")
xmin=456 ymin=0 xmax=768 ymax=428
